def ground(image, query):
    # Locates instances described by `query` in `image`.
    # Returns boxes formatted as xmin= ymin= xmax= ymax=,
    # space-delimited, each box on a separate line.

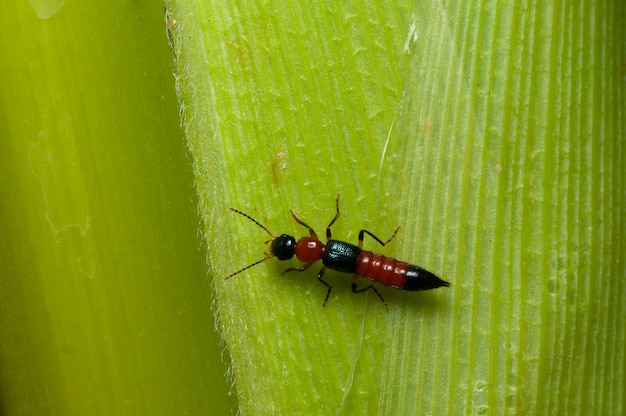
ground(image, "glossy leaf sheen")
xmin=0 ymin=1 xmax=233 ymax=415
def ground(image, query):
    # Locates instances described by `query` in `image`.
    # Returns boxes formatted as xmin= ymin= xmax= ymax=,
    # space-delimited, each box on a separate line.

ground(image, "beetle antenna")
xmin=226 ymin=208 xmax=277 ymax=279
xmin=229 ymin=208 xmax=276 ymax=237
xmin=225 ymin=253 xmax=274 ymax=279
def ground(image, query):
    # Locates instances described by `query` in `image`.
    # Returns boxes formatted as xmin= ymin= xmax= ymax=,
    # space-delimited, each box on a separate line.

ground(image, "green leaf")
xmin=167 ymin=0 xmax=626 ymax=414
xmin=3 ymin=0 xmax=624 ymax=414
xmin=0 ymin=1 xmax=234 ymax=415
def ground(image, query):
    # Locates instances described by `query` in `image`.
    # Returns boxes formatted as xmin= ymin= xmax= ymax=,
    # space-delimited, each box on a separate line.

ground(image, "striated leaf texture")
xmin=167 ymin=0 xmax=625 ymax=414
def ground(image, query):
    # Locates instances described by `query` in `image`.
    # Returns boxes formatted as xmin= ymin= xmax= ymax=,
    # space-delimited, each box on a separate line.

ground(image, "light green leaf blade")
xmin=169 ymin=0 xmax=626 ymax=414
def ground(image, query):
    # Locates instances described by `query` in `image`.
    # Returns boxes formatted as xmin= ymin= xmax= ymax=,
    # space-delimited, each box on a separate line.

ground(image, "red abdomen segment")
xmin=355 ymin=252 xmax=449 ymax=291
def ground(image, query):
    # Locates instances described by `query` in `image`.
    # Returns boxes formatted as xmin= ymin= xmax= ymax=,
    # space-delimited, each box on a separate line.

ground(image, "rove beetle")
xmin=226 ymin=195 xmax=450 ymax=306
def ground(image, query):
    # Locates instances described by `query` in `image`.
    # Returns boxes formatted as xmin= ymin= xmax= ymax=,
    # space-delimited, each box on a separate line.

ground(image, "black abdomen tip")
xmin=404 ymin=265 xmax=450 ymax=291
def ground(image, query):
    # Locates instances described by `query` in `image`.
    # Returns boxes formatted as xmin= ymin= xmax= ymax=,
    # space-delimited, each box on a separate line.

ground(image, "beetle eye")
xmin=271 ymin=234 xmax=296 ymax=260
